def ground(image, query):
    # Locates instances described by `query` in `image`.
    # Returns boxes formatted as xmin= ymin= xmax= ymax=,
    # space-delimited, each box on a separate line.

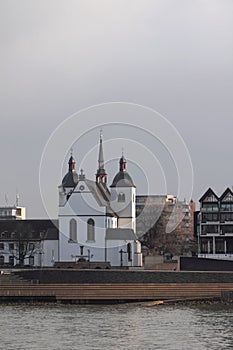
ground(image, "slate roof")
xmin=0 ymin=220 xmax=59 ymax=240
xmin=85 ymin=179 xmax=110 ymax=206
xmin=106 ymin=228 xmax=137 ymax=240
xmin=110 ymin=171 xmax=135 ymax=188
xmin=62 ymin=170 xmax=79 ymax=188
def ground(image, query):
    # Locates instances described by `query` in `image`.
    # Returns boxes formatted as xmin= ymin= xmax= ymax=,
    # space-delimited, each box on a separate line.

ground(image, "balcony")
xmin=201 ymin=207 xmax=219 ymax=212
xmin=198 ymin=253 xmax=233 ymax=260
xmin=220 ymin=221 xmax=233 ymax=225
xmin=201 ymin=221 xmax=219 ymax=224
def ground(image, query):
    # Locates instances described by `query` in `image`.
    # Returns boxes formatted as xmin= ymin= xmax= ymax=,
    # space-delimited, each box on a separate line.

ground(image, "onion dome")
xmin=110 ymin=155 xmax=135 ymax=188
xmin=62 ymin=155 xmax=79 ymax=188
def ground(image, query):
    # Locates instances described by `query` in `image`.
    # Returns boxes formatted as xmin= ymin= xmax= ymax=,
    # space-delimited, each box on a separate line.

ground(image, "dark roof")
xmin=219 ymin=187 xmax=233 ymax=202
xmin=0 ymin=219 xmax=59 ymax=240
xmin=85 ymin=179 xmax=110 ymax=206
xmin=110 ymin=171 xmax=135 ymax=188
xmin=199 ymin=187 xmax=218 ymax=202
xmin=106 ymin=228 xmax=137 ymax=240
xmin=62 ymin=170 xmax=79 ymax=188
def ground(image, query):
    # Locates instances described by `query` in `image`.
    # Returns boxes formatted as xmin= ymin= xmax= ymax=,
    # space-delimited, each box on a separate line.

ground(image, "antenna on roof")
xmin=4 ymin=193 xmax=8 ymax=206
xmin=16 ymin=193 xmax=20 ymax=207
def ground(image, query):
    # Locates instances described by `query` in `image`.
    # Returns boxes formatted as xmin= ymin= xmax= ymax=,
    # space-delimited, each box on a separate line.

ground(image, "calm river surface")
xmin=1 ymin=303 xmax=233 ymax=350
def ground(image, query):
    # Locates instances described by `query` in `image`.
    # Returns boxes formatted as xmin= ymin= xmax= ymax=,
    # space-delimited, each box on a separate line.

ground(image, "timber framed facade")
xmin=198 ymin=187 xmax=233 ymax=259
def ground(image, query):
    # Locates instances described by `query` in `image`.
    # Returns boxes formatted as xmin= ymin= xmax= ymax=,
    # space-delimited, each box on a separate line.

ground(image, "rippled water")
xmin=1 ymin=303 xmax=233 ymax=350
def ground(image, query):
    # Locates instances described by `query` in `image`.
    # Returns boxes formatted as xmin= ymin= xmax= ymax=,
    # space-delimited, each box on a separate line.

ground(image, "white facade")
xmin=0 ymin=235 xmax=58 ymax=267
xmin=58 ymin=139 xmax=142 ymax=267
xmin=0 ymin=219 xmax=59 ymax=268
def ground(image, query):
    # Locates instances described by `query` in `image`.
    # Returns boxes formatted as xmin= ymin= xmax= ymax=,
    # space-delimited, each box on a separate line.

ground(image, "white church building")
xmin=58 ymin=134 xmax=143 ymax=267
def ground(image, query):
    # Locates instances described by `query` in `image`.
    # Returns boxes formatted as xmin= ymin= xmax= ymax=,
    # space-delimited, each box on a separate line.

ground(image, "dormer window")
xmin=118 ymin=193 xmax=125 ymax=202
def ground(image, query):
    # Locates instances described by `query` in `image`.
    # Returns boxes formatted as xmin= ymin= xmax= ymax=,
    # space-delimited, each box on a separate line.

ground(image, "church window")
xmin=87 ymin=218 xmax=95 ymax=241
xmin=118 ymin=193 xmax=125 ymax=202
xmin=69 ymin=219 xmax=77 ymax=242
xmin=127 ymin=243 xmax=132 ymax=261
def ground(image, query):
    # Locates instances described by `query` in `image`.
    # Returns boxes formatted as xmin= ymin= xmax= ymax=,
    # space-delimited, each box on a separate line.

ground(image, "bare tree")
xmin=139 ymin=203 xmax=198 ymax=257
xmin=9 ymin=222 xmax=41 ymax=267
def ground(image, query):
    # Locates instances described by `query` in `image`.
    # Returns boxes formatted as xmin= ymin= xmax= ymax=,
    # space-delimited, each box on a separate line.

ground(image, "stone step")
xmin=0 ymin=272 xmax=30 ymax=285
xmin=1 ymin=282 xmax=233 ymax=301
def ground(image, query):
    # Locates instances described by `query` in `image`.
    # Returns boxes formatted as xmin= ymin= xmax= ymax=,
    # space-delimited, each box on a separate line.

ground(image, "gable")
xmin=199 ymin=188 xmax=218 ymax=202
xmin=220 ymin=188 xmax=233 ymax=202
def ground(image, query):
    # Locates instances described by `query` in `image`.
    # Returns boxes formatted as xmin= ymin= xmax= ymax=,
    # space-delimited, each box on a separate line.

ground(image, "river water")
xmin=1 ymin=302 xmax=233 ymax=350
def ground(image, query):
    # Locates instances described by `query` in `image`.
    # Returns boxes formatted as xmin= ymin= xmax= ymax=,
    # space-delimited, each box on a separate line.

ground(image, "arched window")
xmin=118 ymin=193 xmax=125 ymax=202
xmin=69 ymin=219 xmax=77 ymax=242
xmin=0 ymin=255 xmax=4 ymax=266
xmin=127 ymin=243 xmax=132 ymax=261
xmin=87 ymin=218 xmax=95 ymax=241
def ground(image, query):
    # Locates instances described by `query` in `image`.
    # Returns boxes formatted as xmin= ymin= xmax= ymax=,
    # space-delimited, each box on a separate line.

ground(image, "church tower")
xmin=58 ymin=151 xmax=79 ymax=206
xmin=110 ymin=154 xmax=136 ymax=232
xmin=95 ymin=132 xmax=108 ymax=185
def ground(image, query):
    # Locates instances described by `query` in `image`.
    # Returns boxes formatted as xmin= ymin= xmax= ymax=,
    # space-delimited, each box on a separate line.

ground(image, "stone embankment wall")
xmin=1 ymin=270 xmax=233 ymax=303
xmin=13 ymin=269 xmax=233 ymax=284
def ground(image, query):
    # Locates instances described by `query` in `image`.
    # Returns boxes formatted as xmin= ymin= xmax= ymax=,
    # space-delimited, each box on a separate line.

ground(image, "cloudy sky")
xmin=1 ymin=0 xmax=233 ymax=218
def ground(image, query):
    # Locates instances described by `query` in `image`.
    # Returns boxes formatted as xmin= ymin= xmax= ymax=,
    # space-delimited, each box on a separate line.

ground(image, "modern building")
xmin=198 ymin=187 xmax=233 ymax=260
xmin=58 ymin=134 xmax=142 ymax=268
xmin=0 ymin=206 xmax=26 ymax=220
xmin=136 ymin=195 xmax=195 ymax=256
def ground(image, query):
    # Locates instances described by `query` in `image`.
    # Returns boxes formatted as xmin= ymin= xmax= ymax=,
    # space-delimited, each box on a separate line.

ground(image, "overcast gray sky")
xmin=1 ymin=0 xmax=233 ymax=218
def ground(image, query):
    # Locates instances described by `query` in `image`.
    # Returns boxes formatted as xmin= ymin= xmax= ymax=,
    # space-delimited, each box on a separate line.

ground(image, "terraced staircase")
xmin=1 ymin=269 xmax=233 ymax=303
xmin=0 ymin=282 xmax=233 ymax=303
xmin=0 ymin=272 xmax=30 ymax=285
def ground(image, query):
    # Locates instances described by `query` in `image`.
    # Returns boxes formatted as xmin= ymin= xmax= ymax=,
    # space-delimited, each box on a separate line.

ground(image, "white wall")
xmin=59 ymin=216 xmax=106 ymax=262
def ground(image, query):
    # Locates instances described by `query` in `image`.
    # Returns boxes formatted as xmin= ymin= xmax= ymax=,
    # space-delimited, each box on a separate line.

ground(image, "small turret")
xmin=110 ymin=154 xmax=135 ymax=188
xmin=119 ymin=154 xmax=126 ymax=172
xmin=62 ymin=151 xmax=79 ymax=188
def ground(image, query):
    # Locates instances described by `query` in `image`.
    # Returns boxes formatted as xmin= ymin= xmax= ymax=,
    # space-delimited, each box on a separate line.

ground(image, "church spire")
xmin=98 ymin=129 xmax=104 ymax=169
xmin=96 ymin=130 xmax=107 ymax=185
